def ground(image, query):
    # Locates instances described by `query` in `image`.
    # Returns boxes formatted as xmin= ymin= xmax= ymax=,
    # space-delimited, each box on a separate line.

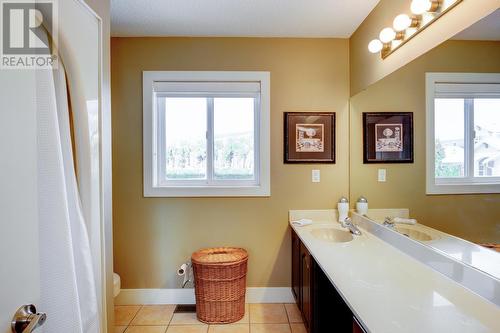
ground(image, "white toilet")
xmin=113 ymin=273 xmax=121 ymax=297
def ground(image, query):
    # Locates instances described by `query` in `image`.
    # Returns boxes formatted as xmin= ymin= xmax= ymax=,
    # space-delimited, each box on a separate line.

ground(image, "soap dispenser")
xmin=356 ymin=196 xmax=368 ymax=216
xmin=337 ymin=197 xmax=349 ymax=223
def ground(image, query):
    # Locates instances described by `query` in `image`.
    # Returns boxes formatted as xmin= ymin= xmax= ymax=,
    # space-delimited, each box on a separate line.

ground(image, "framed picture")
xmin=363 ymin=112 xmax=413 ymax=163
xmin=284 ymin=112 xmax=335 ymax=163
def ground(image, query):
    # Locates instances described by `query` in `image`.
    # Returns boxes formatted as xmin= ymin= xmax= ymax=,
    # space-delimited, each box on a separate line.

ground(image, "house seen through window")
xmin=434 ymin=98 xmax=500 ymax=178
xmin=163 ymin=97 xmax=256 ymax=181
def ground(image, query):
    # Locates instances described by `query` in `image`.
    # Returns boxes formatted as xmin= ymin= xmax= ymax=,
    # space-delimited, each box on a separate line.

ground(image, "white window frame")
xmin=426 ymin=73 xmax=500 ymax=194
xmin=143 ymin=71 xmax=271 ymax=197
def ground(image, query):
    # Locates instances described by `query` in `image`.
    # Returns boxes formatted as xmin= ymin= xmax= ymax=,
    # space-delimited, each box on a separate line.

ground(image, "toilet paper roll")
xmin=177 ymin=262 xmax=193 ymax=288
xmin=177 ymin=263 xmax=188 ymax=276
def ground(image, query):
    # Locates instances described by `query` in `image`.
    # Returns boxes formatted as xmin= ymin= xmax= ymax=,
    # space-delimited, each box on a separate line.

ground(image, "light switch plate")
xmin=378 ymin=169 xmax=386 ymax=182
xmin=312 ymin=169 xmax=320 ymax=183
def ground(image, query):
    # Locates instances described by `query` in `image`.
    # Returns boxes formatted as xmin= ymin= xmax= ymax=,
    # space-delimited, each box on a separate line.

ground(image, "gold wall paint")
xmin=350 ymin=40 xmax=500 ymax=243
xmin=349 ymin=0 xmax=500 ymax=96
xmin=111 ymin=38 xmax=350 ymax=288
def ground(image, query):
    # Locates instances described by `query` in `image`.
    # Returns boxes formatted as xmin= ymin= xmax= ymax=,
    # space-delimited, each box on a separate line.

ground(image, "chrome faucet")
xmin=342 ymin=217 xmax=362 ymax=236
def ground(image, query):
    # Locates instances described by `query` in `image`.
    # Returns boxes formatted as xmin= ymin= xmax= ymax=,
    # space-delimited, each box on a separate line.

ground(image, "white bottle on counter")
xmin=356 ymin=196 xmax=368 ymax=216
xmin=337 ymin=197 xmax=349 ymax=223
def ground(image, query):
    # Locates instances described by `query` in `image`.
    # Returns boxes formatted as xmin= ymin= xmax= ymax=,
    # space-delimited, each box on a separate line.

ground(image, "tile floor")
xmin=114 ymin=303 xmax=307 ymax=333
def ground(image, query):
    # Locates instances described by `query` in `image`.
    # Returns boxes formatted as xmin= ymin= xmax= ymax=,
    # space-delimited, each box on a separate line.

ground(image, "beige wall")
xmin=350 ymin=40 xmax=500 ymax=243
xmin=349 ymin=0 xmax=500 ymax=96
xmin=111 ymin=38 xmax=350 ymax=288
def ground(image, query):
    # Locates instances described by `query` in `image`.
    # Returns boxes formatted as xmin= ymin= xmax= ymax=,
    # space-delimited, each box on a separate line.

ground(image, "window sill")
xmin=426 ymin=183 xmax=500 ymax=195
xmin=144 ymin=185 xmax=271 ymax=197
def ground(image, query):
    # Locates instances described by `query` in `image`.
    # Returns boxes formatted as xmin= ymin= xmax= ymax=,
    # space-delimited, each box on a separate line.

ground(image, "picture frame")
xmin=284 ymin=112 xmax=336 ymax=164
xmin=363 ymin=112 xmax=413 ymax=164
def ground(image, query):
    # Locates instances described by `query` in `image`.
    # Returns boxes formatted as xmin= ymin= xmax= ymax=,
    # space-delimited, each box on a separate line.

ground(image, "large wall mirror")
xmin=349 ymin=10 xmax=500 ymax=280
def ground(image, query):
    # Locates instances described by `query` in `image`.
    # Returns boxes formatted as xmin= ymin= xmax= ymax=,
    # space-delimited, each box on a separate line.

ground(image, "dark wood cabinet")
xmin=300 ymin=242 xmax=312 ymax=330
xmin=353 ymin=317 xmax=367 ymax=333
xmin=291 ymin=228 xmax=367 ymax=333
xmin=291 ymin=229 xmax=301 ymax=304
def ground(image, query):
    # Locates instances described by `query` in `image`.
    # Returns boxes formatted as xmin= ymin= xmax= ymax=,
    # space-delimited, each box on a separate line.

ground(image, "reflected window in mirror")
xmin=426 ymin=73 xmax=500 ymax=194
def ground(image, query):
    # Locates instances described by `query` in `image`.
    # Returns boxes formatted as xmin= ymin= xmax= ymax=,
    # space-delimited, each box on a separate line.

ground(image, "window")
xmin=143 ymin=71 xmax=270 ymax=197
xmin=426 ymin=73 xmax=500 ymax=194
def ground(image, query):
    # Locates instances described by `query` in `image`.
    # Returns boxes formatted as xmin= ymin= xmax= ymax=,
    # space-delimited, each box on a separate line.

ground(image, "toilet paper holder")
xmin=177 ymin=261 xmax=193 ymax=288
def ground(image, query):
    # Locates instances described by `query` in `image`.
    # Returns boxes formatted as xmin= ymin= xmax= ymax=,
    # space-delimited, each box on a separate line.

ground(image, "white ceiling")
xmin=453 ymin=9 xmax=500 ymax=41
xmin=111 ymin=0 xmax=380 ymax=38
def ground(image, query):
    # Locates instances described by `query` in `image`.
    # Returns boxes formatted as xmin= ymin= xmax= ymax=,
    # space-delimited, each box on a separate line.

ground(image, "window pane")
xmin=164 ymin=98 xmax=207 ymax=180
xmin=434 ymin=99 xmax=465 ymax=178
xmin=474 ymin=99 xmax=500 ymax=177
xmin=214 ymin=98 xmax=255 ymax=180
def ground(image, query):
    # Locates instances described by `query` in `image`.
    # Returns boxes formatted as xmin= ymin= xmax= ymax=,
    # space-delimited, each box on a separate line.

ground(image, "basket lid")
xmin=192 ymin=247 xmax=248 ymax=265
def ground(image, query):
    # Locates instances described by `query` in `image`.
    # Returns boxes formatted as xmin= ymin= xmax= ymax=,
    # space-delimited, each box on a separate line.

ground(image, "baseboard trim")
xmin=114 ymin=287 xmax=294 ymax=305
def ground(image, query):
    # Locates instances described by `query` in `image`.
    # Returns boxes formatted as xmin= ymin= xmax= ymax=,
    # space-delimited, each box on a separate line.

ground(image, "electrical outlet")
xmin=312 ymin=169 xmax=321 ymax=183
xmin=378 ymin=169 xmax=386 ymax=182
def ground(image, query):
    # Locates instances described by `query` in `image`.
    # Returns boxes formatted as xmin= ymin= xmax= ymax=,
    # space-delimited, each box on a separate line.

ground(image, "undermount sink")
xmin=310 ymin=228 xmax=353 ymax=243
xmin=395 ymin=226 xmax=437 ymax=242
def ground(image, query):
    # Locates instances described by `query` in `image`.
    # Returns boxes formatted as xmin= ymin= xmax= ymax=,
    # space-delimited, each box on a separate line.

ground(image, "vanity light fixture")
xmin=368 ymin=39 xmax=384 ymax=53
xmin=393 ymin=14 xmax=419 ymax=32
xmin=368 ymin=0 xmax=463 ymax=59
xmin=379 ymin=27 xmax=397 ymax=43
xmin=410 ymin=0 xmax=440 ymax=15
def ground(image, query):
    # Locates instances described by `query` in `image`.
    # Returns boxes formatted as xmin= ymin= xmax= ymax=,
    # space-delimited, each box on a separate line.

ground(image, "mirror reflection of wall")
xmin=349 ymin=10 xmax=500 ymax=245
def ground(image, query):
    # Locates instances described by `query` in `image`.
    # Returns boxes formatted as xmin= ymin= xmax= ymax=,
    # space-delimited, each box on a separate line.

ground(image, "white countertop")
xmin=289 ymin=210 xmax=500 ymax=333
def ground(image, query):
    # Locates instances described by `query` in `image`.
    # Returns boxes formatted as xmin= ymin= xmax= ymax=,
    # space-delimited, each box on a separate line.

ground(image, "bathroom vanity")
xmin=289 ymin=210 xmax=500 ymax=333
xmin=291 ymin=228 xmax=364 ymax=333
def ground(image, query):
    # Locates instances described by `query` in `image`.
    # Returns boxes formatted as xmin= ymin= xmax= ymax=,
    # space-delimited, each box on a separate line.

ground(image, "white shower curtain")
xmin=36 ymin=54 xmax=100 ymax=332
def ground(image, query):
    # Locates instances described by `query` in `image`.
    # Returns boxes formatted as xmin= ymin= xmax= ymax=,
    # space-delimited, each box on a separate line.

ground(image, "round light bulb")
xmin=410 ymin=0 xmax=432 ymax=15
xmin=393 ymin=14 xmax=412 ymax=32
xmin=368 ymin=39 xmax=383 ymax=53
xmin=379 ymin=27 xmax=396 ymax=43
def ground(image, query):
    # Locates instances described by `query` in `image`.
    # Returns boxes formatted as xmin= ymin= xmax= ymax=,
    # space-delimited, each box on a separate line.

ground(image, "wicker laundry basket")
xmin=191 ymin=247 xmax=248 ymax=324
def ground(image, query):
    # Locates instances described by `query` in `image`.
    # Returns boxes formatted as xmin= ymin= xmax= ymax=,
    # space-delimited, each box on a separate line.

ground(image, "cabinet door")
xmin=312 ymin=256 xmax=353 ymax=333
xmin=291 ymin=229 xmax=301 ymax=305
xmin=301 ymin=243 xmax=312 ymax=330
xmin=353 ymin=317 xmax=367 ymax=333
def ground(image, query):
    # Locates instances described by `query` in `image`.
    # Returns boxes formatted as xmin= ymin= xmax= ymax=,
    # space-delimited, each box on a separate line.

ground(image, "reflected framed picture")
xmin=363 ymin=112 xmax=413 ymax=163
xmin=284 ymin=112 xmax=335 ymax=163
